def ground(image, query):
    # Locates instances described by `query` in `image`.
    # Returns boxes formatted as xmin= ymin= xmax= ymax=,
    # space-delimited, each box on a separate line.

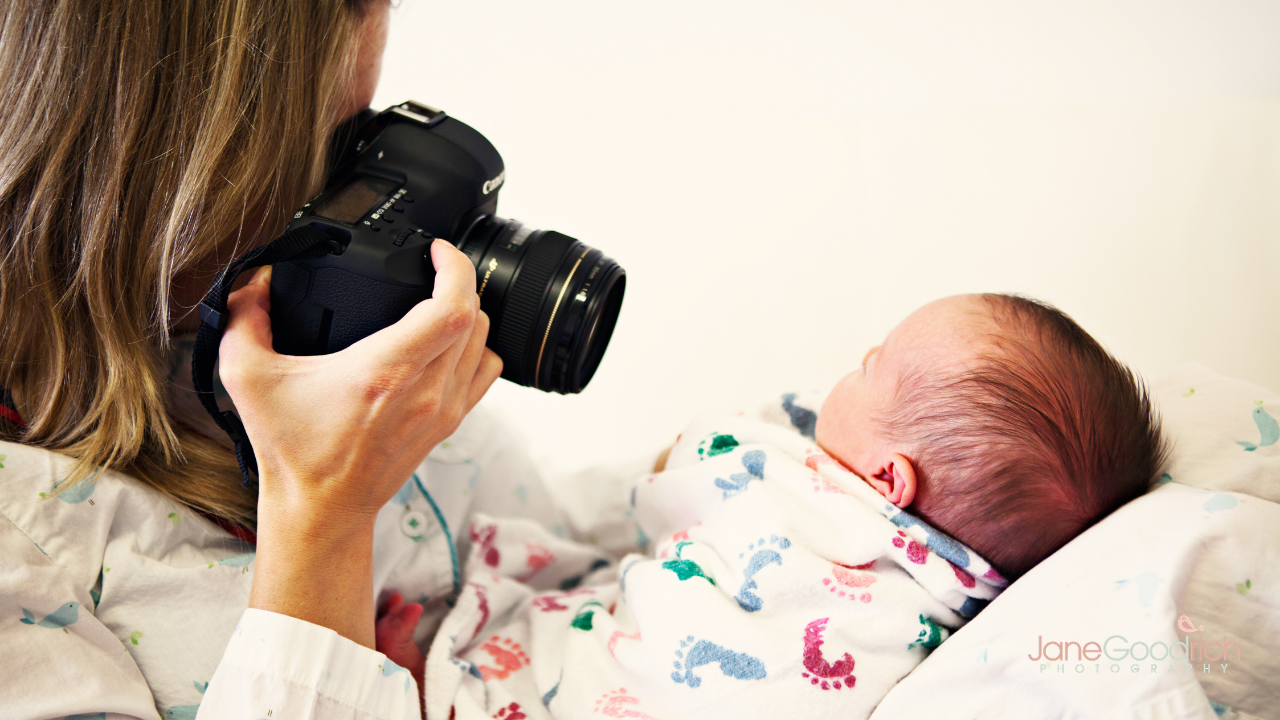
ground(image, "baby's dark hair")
xmin=875 ymin=294 xmax=1168 ymax=580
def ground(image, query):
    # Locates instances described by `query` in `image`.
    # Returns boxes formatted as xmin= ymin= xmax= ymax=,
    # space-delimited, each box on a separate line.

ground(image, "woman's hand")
xmin=219 ymin=239 xmax=501 ymax=646
xmin=220 ymin=238 xmax=500 ymax=522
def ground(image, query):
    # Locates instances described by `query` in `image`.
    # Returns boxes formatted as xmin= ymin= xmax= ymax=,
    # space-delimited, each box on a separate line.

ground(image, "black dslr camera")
xmin=270 ymin=101 xmax=626 ymax=393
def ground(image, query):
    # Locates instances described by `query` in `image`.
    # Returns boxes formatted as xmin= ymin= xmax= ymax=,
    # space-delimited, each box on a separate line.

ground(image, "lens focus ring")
xmin=491 ymin=230 xmax=576 ymax=386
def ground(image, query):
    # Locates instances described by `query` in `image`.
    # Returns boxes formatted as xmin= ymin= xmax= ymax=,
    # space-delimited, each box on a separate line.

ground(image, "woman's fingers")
xmin=452 ymin=309 xmax=491 ymax=389
xmin=466 ymin=349 xmax=503 ymax=411
xmin=372 ymin=240 xmax=479 ymax=370
xmin=405 ymin=306 xmax=490 ymax=438
xmin=219 ymin=266 xmax=276 ymax=393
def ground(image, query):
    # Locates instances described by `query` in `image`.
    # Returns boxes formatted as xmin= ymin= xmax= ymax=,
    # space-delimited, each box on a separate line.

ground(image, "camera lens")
xmin=457 ymin=216 xmax=625 ymax=393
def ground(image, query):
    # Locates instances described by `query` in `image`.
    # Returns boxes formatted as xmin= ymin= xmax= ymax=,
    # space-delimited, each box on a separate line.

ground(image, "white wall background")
xmin=374 ymin=1 xmax=1280 ymax=474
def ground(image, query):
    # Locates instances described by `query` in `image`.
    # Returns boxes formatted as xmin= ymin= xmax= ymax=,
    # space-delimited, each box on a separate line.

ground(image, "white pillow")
xmin=871 ymin=364 xmax=1280 ymax=720
xmin=1149 ymin=364 xmax=1280 ymax=503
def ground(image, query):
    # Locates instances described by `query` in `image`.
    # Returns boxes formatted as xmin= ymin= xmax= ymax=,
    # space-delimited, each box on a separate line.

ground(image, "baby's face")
xmin=815 ymin=295 xmax=992 ymax=480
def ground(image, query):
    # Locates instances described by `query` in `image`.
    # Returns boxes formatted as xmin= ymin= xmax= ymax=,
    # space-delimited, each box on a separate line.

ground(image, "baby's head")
xmin=816 ymin=294 xmax=1167 ymax=580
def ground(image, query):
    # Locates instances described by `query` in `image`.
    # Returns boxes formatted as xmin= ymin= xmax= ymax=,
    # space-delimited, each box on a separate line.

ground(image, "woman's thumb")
xmin=219 ymin=266 xmax=276 ymax=383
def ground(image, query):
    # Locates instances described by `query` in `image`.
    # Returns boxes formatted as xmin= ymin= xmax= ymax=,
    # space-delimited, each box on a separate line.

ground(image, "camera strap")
xmin=191 ymin=225 xmax=341 ymax=490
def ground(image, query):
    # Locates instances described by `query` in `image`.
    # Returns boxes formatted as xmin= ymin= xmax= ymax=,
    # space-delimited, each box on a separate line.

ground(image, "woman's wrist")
xmin=251 ymin=495 xmax=379 ymax=648
xmin=255 ymin=468 xmax=382 ymax=540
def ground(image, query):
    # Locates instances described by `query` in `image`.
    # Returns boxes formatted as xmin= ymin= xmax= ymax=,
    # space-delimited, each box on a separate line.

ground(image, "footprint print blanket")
xmin=424 ymin=393 xmax=1006 ymax=720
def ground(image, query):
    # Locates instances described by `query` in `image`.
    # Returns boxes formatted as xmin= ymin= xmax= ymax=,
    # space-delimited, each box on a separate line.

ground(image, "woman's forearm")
xmin=250 ymin=496 xmax=377 ymax=648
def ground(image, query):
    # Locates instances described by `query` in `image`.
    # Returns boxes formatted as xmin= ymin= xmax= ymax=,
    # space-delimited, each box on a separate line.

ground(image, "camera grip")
xmin=270 ymin=261 xmax=427 ymax=356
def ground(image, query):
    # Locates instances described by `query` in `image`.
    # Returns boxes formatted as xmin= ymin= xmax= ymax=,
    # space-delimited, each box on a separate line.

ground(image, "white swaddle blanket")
xmin=424 ymin=393 xmax=1006 ymax=720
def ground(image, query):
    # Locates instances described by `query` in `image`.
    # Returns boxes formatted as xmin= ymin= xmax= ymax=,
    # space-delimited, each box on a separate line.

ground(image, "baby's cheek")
xmin=814 ymin=392 xmax=851 ymax=453
xmin=814 ymin=410 xmax=833 ymax=448
xmin=813 ymin=389 xmax=875 ymax=478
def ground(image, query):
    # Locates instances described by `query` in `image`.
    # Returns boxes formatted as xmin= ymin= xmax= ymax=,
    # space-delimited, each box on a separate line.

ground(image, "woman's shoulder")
xmin=0 ymin=438 xmax=148 ymax=511
xmin=0 ymin=441 xmax=257 ymax=715
xmin=0 ymin=440 xmax=227 ymax=581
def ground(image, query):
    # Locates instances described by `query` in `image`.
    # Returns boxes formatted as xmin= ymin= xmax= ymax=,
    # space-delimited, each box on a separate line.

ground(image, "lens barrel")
xmin=457 ymin=216 xmax=624 ymax=394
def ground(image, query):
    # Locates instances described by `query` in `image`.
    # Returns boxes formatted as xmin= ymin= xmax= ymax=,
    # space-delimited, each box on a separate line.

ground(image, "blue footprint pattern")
xmin=735 ymin=535 xmax=791 ymax=612
xmin=889 ymin=511 xmax=991 ymax=617
xmin=780 ymin=393 xmax=817 ymax=439
xmin=1237 ymin=404 xmax=1278 ymax=451
xmin=671 ymin=636 xmax=767 ymax=687
xmin=888 ymin=511 xmax=970 ymax=568
xmin=542 ymin=670 xmax=563 ymax=708
xmin=714 ymin=450 xmax=766 ymax=499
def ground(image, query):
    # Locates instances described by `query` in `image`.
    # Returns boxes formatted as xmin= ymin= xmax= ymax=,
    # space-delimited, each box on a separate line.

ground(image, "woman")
xmin=0 ymin=1 xmax=543 ymax=716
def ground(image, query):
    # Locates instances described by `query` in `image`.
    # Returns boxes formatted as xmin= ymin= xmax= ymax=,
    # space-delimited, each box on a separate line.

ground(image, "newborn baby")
xmin=815 ymin=293 xmax=1167 ymax=579
xmin=378 ymin=293 xmax=1166 ymax=719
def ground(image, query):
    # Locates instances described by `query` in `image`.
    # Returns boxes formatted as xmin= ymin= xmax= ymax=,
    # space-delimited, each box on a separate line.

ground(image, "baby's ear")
xmin=867 ymin=454 xmax=917 ymax=508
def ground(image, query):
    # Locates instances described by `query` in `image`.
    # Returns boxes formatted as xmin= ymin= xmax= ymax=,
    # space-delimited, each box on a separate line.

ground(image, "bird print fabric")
xmin=0 ymin=401 xmax=560 ymax=720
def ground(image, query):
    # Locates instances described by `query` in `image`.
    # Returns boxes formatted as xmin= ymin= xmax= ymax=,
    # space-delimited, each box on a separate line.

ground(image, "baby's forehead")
xmin=886 ymin=297 xmax=1002 ymax=369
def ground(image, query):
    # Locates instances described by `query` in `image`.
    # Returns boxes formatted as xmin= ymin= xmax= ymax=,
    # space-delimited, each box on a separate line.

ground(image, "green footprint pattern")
xmin=697 ymin=433 xmax=739 ymax=459
xmin=908 ymin=614 xmax=947 ymax=650
xmin=571 ymin=600 xmax=605 ymax=631
xmin=662 ymin=542 xmax=716 ymax=586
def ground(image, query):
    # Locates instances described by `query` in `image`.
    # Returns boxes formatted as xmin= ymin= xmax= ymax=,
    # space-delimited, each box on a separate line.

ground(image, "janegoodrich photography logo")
xmin=1028 ymin=614 xmax=1239 ymax=675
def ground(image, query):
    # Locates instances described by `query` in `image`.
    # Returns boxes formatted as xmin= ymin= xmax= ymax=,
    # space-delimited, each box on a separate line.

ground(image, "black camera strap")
xmin=191 ymin=224 xmax=340 ymax=490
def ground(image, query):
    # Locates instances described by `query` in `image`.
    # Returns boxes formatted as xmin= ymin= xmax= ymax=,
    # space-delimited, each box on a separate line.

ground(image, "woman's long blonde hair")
xmin=0 ymin=0 xmax=378 ymax=528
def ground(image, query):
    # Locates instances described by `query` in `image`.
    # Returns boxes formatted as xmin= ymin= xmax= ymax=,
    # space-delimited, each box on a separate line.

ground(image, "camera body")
xmin=271 ymin=101 xmax=624 ymax=393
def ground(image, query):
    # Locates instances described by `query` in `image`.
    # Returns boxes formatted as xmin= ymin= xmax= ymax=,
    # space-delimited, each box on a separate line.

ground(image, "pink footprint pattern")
xmin=470 ymin=524 xmax=501 ymax=568
xmin=608 ymin=629 xmax=641 ymax=658
xmin=802 ymin=450 xmax=848 ymax=493
xmin=594 ymin=688 xmax=661 ymax=719
xmin=824 ymin=561 xmax=876 ymax=603
xmin=517 ymin=542 xmax=555 ymax=582
xmin=948 ymin=561 xmax=975 ymax=588
xmin=890 ymin=530 xmax=928 ymax=564
xmin=804 ymin=449 xmax=839 ymax=473
xmin=493 ymin=702 xmax=527 ymax=720
xmin=476 ymin=636 xmax=530 ymax=681
xmin=468 ymin=582 xmax=491 ymax=644
xmin=532 ymin=595 xmax=569 ymax=612
xmin=532 ymin=588 xmax=594 ymax=613
xmin=801 ymin=618 xmax=856 ymax=691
